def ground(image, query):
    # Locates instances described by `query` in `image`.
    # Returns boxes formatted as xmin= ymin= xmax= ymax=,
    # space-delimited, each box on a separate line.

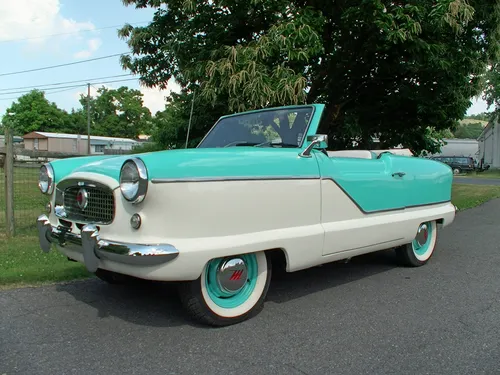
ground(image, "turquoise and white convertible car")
xmin=36 ymin=104 xmax=456 ymax=326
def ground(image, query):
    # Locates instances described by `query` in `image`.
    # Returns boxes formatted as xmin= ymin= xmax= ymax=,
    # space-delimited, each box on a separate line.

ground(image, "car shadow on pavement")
xmin=55 ymin=277 xmax=190 ymax=327
xmin=55 ymin=249 xmax=399 ymax=328
xmin=266 ymin=249 xmax=399 ymax=304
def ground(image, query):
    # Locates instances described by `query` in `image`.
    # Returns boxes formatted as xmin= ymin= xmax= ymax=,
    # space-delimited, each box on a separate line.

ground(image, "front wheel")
xmin=395 ymin=221 xmax=438 ymax=267
xmin=178 ymin=251 xmax=272 ymax=326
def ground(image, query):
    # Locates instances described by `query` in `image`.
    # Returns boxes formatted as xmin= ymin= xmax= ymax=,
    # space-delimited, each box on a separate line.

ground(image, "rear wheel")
xmin=395 ymin=221 xmax=438 ymax=267
xmin=178 ymin=251 xmax=272 ymax=326
xmin=452 ymin=167 xmax=462 ymax=174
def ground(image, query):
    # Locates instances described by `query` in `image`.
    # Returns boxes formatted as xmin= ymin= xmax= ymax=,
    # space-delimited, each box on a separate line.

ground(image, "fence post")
xmin=5 ymin=127 xmax=14 ymax=237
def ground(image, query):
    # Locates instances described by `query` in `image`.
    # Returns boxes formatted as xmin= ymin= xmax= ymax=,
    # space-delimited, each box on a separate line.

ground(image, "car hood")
xmin=63 ymin=147 xmax=317 ymax=183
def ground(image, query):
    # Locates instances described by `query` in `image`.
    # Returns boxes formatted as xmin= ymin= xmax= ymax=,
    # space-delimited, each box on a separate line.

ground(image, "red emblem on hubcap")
xmin=229 ymin=270 xmax=244 ymax=281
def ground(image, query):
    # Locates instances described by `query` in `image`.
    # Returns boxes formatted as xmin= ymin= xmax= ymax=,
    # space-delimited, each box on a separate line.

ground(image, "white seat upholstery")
xmin=327 ymin=150 xmax=374 ymax=159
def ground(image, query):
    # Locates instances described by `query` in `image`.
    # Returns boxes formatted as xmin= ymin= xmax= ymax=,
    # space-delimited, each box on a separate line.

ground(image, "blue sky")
xmin=0 ymin=0 xmax=492 ymax=120
xmin=0 ymin=0 xmax=180 ymax=117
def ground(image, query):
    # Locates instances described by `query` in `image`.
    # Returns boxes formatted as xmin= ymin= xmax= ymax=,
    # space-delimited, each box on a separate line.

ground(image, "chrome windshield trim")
xmin=196 ymin=104 xmax=317 ymax=149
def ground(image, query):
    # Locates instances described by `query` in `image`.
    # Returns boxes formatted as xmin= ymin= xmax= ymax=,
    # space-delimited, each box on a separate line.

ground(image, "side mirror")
xmin=300 ymin=134 xmax=328 ymax=158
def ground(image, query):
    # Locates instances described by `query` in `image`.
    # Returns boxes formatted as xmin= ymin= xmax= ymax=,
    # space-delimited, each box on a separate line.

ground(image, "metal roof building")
xmin=23 ymin=131 xmax=140 ymax=155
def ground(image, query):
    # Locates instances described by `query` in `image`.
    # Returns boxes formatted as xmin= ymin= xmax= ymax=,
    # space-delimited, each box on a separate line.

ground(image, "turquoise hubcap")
xmin=205 ymin=254 xmax=258 ymax=308
xmin=412 ymin=222 xmax=432 ymax=256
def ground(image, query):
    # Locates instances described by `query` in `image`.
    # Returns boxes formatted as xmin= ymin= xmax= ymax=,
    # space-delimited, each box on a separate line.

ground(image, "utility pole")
xmin=87 ymin=83 xmax=91 ymax=155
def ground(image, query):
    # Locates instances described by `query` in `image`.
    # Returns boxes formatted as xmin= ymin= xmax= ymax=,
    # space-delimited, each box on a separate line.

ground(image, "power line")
xmin=0 ymin=77 xmax=141 ymax=98
xmin=0 ymin=21 xmax=149 ymax=44
xmin=0 ymin=52 xmax=131 ymax=77
xmin=0 ymin=74 xmax=133 ymax=92
xmin=0 ymin=87 xmax=81 ymax=101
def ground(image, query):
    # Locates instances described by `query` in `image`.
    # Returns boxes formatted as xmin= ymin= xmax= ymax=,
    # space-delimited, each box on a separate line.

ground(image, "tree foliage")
xmin=1 ymin=90 xmax=72 ymax=135
xmin=0 ymin=86 xmax=155 ymax=139
xmin=453 ymin=122 xmax=484 ymax=139
xmin=119 ymin=0 xmax=500 ymax=154
xmin=483 ymin=63 xmax=500 ymax=119
xmin=78 ymin=86 xmax=153 ymax=139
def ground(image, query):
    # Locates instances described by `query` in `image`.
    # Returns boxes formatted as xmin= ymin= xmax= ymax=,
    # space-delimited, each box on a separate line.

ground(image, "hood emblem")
xmin=76 ymin=188 xmax=88 ymax=210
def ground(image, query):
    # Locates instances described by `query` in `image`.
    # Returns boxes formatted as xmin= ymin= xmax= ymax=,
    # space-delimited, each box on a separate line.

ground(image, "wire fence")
xmin=1 ymin=133 xmax=137 ymax=237
xmin=0 ymin=157 xmax=49 ymax=235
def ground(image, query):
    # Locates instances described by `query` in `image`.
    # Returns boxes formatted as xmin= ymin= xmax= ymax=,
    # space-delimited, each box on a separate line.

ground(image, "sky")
xmin=0 ymin=0 xmax=181 ymax=117
xmin=0 ymin=0 xmax=493 ymax=119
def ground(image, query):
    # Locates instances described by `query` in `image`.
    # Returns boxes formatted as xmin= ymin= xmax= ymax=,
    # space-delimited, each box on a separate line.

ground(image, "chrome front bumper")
xmin=36 ymin=214 xmax=179 ymax=273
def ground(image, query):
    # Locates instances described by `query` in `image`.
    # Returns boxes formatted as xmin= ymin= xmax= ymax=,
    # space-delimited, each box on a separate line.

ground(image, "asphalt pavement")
xmin=1 ymin=199 xmax=500 ymax=375
xmin=454 ymin=176 xmax=500 ymax=185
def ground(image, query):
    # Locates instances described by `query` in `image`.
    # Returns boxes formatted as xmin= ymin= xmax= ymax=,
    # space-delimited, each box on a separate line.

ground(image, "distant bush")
xmin=131 ymin=142 xmax=165 ymax=154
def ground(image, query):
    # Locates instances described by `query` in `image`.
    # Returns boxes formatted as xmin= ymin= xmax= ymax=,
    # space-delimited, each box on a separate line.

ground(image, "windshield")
xmin=197 ymin=106 xmax=314 ymax=148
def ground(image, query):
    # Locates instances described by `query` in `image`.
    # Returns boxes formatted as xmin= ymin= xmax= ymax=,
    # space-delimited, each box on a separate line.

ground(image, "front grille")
xmin=63 ymin=186 xmax=115 ymax=224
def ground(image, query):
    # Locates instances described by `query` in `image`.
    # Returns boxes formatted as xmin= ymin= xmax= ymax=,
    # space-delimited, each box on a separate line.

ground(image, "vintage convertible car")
xmin=36 ymin=104 xmax=456 ymax=326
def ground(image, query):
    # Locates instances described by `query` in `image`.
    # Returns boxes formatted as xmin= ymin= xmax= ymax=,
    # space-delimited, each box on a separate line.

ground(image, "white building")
xmin=477 ymin=117 xmax=500 ymax=168
xmin=434 ymin=138 xmax=479 ymax=158
xmin=23 ymin=131 xmax=140 ymax=155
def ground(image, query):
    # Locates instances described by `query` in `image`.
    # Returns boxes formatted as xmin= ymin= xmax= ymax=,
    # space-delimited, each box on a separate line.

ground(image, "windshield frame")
xmin=196 ymin=105 xmax=317 ymax=149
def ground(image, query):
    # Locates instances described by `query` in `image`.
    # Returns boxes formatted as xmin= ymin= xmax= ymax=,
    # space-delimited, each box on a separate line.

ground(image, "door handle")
xmin=392 ymin=172 xmax=406 ymax=177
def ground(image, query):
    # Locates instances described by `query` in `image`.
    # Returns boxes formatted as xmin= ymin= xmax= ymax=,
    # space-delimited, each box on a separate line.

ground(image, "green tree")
xmin=79 ymin=86 xmax=153 ymax=139
xmin=453 ymin=122 xmax=485 ymax=139
xmin=151 ymin=88 xmax=229 ymax=149
xmin=119 ymin=0 xmax=500 ymax=154
xmin=1 ymin=90 xmax=72 ymax=135
xmin=483 ymin=63 xmax=500 ymax=119
xmin=464 ymin=112 xmax=493 ymax=122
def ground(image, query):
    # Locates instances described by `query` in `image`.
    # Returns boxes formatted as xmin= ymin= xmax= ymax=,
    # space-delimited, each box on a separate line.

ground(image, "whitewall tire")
xmin=395 ymin=220 xmax=438 ymax=267
xmin=178 ymin=251 xmax=272 ymax=326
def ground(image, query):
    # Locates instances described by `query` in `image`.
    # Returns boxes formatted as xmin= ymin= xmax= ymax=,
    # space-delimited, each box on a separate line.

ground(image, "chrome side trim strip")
xmin=151 ymin=175 xmax=320 ymax=183
xmin=37 ymin=214 xmax=179 ymax=272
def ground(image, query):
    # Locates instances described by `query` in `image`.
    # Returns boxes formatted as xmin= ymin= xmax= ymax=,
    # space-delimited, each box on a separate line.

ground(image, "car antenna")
xmin=185 ymin=89 xmax=196 ymax=149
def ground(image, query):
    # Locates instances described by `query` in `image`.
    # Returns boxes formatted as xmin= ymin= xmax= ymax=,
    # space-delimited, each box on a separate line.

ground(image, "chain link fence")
xmin=1 ymin=151 xmax=49 ymax=236
xmin=1 ymin=129 xmax=139 ymax=237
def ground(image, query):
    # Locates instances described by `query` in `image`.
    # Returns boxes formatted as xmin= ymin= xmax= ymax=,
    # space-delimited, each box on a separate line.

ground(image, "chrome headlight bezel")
xmin=38 ymin=163 xmax=55 ymax=195
xmin=119 ymin=157 xmax=148 ymax=204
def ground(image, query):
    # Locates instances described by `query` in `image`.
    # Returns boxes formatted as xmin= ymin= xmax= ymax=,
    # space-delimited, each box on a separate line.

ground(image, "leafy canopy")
xmin=78 ymin=86 xmax=153 ymax=139
xmin=1 ymin=86 xmax=154 ymax=139
xmin=1 ymin=90 xmax=72 ymax=135
xmin=119 ymin=0 xmax=500 ymax=153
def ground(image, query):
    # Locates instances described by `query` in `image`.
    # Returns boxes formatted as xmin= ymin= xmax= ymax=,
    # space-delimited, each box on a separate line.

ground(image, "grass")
xmin=0 ymin=165 xmax=90 ymax=289
xmin=0 ymin=233 xmax=92 ymax=290
xmin=452 ymin=183 xmax=500 ymax=211
xmin=462 ymin=170 xmax=500 ymax=179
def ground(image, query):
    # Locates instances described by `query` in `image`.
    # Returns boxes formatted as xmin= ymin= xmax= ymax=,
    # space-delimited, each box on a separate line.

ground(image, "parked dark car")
xmin=430 ymin=156 xmax=475 ymax=174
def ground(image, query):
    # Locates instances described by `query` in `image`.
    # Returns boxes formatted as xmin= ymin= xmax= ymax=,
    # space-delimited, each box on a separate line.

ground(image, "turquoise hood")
xmin=52 ymin=147 xmax=321 ymax=183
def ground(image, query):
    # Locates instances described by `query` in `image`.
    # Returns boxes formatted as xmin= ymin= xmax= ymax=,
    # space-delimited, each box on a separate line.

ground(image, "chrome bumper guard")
xmin=37 ymin=214 xmax=179 ymax=273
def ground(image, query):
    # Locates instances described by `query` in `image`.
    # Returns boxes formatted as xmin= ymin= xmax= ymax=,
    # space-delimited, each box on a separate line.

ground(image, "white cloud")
xmin=73 ymin=38 xmax=102 ymax=59
xmin=0 ymin=0 xmax=95 ymax=44
xmin=141 ymin=78 xmax=182 ymax=114
xmin=71 ymin=78 xmax=182 ymax=114
xmin=73 ymin=84 xmax=111 ymax=101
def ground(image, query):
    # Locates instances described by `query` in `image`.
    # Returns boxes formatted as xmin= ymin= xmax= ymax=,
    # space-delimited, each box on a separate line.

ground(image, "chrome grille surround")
xmin=54 ymin=179 xmax=115 ymax=225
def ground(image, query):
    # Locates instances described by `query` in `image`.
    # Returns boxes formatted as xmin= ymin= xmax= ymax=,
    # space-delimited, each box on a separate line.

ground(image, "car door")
xmin=314 ymin=151 xmax=409 ymax=256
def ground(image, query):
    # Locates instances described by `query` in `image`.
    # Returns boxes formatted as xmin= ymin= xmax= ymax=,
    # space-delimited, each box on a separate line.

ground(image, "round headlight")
xmin=38 ymin=164 xmax=54 ymax=194
xmin=119 ymin=158 xmax=148 ymax=204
